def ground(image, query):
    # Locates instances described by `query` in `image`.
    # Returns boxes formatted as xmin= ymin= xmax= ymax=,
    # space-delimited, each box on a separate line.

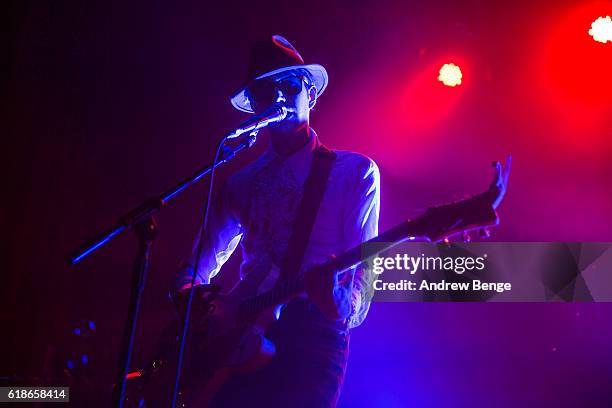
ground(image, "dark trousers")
xmin=210 ymin=298 xmax=350 ymax=408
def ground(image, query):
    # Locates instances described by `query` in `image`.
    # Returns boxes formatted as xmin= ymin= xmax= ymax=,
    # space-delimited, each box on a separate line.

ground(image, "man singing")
xmin=176 ymin=35 xmax=380 ymax=407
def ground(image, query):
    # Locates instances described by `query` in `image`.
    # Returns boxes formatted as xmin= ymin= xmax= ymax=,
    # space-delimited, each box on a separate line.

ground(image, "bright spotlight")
xmin=588 ymin=15 xmax=612 ymax=43
xmin=438 ymin=63 xmax=462 ymax=87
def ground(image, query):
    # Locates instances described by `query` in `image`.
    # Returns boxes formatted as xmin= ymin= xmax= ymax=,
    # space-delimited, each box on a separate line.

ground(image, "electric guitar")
xmin=127 ymin=192 xmax=499 ymax=407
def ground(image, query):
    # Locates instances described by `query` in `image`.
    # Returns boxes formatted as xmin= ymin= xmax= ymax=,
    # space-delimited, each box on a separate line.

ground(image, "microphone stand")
xmin=67 ymin=132 xmax=258 ymax=407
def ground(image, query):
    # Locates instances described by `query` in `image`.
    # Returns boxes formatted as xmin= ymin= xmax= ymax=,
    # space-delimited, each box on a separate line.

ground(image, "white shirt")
xmin=176 ymin=129 xmax=380 ymax=328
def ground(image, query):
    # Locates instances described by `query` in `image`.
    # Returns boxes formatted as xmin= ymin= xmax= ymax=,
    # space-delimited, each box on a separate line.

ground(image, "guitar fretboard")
xmin=237 ymin=275 xmax=303 ymax=323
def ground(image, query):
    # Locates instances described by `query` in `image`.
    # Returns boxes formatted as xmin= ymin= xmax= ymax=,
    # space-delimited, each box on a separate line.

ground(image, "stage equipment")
xmin=68 ymin=103 xmax=286 ymax=407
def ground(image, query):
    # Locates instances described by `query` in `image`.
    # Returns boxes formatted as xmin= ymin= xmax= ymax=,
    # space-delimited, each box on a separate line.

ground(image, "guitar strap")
xmin=278 ymin=144 xmax=337 ymax=281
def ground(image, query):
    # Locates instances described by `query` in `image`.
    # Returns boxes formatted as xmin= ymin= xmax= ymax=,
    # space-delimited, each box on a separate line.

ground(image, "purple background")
xmin=4 ymin=0 xmax=612 ymax=406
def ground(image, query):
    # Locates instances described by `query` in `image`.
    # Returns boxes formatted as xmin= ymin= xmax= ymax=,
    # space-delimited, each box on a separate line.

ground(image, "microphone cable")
xmin=170 ymin=135 xmax=228 ymax=408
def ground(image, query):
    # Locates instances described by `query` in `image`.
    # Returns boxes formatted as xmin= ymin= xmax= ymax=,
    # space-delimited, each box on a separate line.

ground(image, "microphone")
xmin=224 ymin=104 xmax=288 ymax=140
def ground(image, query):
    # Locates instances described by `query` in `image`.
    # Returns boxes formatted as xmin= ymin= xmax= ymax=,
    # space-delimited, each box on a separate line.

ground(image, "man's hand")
xmin=304 ymin=257 xmax=353 ymax=321
xmin=484 ymin=155 xmax=512 ymax=209
xmin=171 ymin=283 xmax=221 ymax=324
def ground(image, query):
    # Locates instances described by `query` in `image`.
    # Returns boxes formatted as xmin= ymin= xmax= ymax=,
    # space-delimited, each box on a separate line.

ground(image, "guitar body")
xmin=181 ymin=288 xmax=279 ymax=407
xmin=129 ymin=279 xmax=282 ymax=408
xmin=182 ymin=327 xmax=276 ymax=407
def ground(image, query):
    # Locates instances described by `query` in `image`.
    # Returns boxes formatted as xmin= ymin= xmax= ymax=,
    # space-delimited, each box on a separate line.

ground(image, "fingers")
xmin=490 ymin=160 xmax=502 ymax=188
xmin=496 ymin=161 xmax=502 ymax=184
xmin=491 ymin=155 xmax=512 ymax=186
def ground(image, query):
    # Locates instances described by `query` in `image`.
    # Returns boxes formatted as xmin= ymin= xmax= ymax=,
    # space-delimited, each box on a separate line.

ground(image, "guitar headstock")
xmin=409 ymin=193 xmax=499 ymax=243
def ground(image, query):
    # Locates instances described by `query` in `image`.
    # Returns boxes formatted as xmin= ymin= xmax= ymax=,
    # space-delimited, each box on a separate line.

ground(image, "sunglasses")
xmin=246 ymin=75 xmax=307 ymax=106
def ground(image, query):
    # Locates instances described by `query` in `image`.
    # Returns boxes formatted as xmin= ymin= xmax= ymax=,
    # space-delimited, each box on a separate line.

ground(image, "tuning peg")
xmin=461 ymin=231 xmax=471 ymax=243
xmin=479 ymin=228 xmax=491 ymax=239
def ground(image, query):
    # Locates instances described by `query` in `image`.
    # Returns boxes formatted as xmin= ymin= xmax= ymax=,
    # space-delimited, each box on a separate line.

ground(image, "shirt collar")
xmin=267 ymin=127 xmax=319 ymax=161
xmin=257 ymin=128 xmax=320 ymax=186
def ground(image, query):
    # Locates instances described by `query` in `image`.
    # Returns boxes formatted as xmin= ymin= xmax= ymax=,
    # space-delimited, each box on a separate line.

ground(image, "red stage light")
xmin=438 ymin=63 xmax=463 ymax=87
xmin=393 ymin=59 xmax=466 ymax=133
xmin=540 ymin=2 xmax=612 ymax=107
xmin=588 ymin=15 xmax=612 ymax=43
xmin=535 ymin=1 xmax=612 ymax=150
